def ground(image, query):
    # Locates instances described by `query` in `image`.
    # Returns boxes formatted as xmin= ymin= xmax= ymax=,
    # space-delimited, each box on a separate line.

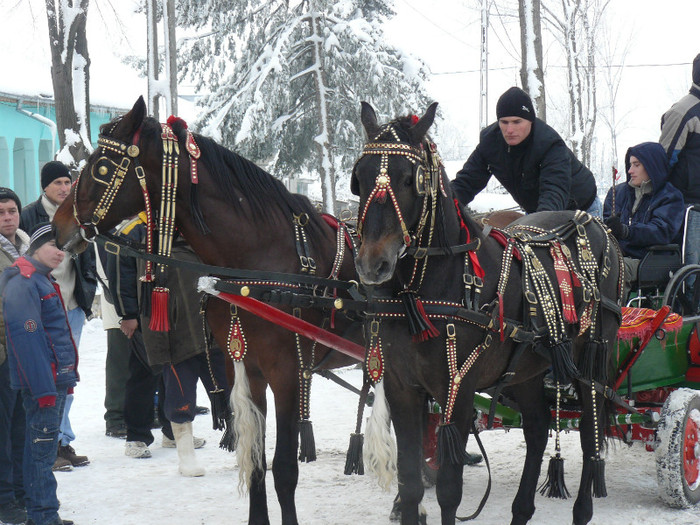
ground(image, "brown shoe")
xmin=58 ymin=444 xmax=90 ymax=467
xmin=52 ymin=455 xmax=73 ymax=472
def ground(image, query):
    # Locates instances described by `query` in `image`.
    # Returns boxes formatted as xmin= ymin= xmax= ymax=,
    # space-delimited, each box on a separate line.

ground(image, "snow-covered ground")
xmin=56 ymin=319 xmax=700 ymax=524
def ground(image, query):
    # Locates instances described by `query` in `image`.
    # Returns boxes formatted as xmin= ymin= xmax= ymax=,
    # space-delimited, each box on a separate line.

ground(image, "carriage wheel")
xmin=662 ymin=264 xmax=700 ymax=317
xmin=655 ymin=388 xmax=700 ymax=507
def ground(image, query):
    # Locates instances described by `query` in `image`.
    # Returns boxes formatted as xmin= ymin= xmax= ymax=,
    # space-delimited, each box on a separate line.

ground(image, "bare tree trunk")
xmin=519 ymin=0 xmax=546 ymax=119
xmin=308 ymin=11 xmax=336 ymax=214
xmin=45 ymin=0 xmax=92 ymax=176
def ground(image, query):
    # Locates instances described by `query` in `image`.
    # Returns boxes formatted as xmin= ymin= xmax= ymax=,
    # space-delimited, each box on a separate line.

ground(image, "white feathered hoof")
xmin=172 ymin=421 xmax=205 ymax=477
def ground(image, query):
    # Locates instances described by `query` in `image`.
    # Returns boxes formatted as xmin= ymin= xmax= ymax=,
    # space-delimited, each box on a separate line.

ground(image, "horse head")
xmin=352 ymin=101 xmax=439 ymax=285
xmin=54 ymin=96 xmax=156 ymax=253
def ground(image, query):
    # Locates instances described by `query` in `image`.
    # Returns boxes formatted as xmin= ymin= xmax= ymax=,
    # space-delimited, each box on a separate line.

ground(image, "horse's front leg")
xmin=435 ymin=392 xmax=471 ymax=525
xmin=572 ymin=382 xmax=605 ymax=525
xmin=386 ymin=382 xmax=427 ymax=525
xmin=508 ymin=374 xmax=550 ymax=525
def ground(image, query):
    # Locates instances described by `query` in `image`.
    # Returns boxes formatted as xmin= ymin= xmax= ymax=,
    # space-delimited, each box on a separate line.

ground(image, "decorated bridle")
xmin=354 ymin=121 xmax=446 ymax=251
xmin=72 ymin=116 xmax=201 ymax=331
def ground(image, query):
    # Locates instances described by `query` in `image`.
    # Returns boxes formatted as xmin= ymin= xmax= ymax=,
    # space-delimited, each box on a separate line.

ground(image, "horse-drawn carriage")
xmin=52 ymin=97 xmax=700 ymax=525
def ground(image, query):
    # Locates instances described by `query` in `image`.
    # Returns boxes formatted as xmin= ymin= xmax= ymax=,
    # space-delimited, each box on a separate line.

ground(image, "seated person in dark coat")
xmin=451 ymin=86 xmax=600 ymax=215
xmin=603 ymin=142 xmax=685 ymax=296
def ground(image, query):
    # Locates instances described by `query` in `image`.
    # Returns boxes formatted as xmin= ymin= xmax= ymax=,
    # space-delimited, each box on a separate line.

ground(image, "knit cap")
xmin=28 ymin=222 xmax=53 ymax=254
xmin=496 ymin=87 xmax=536 ymax=122
xmin=41 ymin=161 xmax=71 ymax=190
xmin=0 ymin=187 xmax=22 ymax=214
xmin=693 ymin=53 xmax=700 ymax=85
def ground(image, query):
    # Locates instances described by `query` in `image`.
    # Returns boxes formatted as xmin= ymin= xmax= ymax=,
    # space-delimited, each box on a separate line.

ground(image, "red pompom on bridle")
xmin=166 ymin=115 xmax=188 ymax=129
xmin=410 ymin=115 xmax=420 ymax=125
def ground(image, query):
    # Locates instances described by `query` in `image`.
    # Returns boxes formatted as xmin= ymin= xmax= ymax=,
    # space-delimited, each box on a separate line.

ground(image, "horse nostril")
xmin=376 ymin=260 xmax=390 ymax=279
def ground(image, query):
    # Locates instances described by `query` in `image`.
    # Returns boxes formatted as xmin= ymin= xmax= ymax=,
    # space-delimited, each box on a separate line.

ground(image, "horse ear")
xmin=409 ymin=102 xmax=438 ymax=142
xmin=360 ymin=101 xmax=380 ymax=139
xmin=114 ymin=97 xmax=147 ymax=138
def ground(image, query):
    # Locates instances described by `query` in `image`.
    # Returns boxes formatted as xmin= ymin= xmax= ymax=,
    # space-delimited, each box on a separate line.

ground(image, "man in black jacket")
xmin=452 ymin=87 xmax=600 ymax=215
xmin=20 ymin=161 xmax=96 ymax=472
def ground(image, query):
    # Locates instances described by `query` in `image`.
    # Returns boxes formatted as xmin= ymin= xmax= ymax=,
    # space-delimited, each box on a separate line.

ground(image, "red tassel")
xmin=149 ymin=287 xmax=170 ymax=332
xmin=410 ymin=115 xmax=420 ymax=125
xmin=413 ymin=299 xmax=440 ymax=342
xmin=166 ymin=115 xmax=188 ymax=129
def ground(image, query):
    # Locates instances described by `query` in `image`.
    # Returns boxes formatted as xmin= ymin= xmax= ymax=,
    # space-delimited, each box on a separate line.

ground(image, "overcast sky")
xmin=1 ymin=0 xmax=698 ymax=168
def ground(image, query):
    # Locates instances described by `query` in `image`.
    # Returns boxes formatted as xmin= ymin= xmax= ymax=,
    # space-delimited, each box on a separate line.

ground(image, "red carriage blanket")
xmin=619 ymin=306 xmax=683 ymax=341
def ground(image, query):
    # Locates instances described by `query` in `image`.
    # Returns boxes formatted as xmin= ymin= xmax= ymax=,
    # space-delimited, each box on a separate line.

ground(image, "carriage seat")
xmin=634 ymin=244 xmax=682 ymax=289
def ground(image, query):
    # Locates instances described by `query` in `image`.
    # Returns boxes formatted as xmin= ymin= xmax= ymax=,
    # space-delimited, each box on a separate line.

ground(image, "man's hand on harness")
xmin=605 ymin=215 xmax=629 ymax=240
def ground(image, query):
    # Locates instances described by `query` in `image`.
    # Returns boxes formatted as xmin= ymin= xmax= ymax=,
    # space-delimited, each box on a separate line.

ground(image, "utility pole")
xmin=146 ymin=0 xmax=178 ymax=120
xmin=479 ymin=0 xmax=490 ymax=130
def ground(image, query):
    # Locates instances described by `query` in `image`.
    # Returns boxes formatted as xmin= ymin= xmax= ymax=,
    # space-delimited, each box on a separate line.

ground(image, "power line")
xmin=432 ymin=61 xmax=694 ymax=76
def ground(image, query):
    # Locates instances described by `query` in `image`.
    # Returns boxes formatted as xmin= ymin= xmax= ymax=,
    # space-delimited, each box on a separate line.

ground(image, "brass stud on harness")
xmin=334 ymin=298 xmax=344 ymax=309
xmin=127 ymin=145 xmax=140 ymax=157
xmin=98 ymin=166 xmax=108 ymax=176
xmin=240 ymin=286 xmax=250 ymax=297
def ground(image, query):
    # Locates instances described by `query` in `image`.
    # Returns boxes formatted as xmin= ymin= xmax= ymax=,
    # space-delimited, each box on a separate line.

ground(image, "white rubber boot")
xmin=172 ymin=421 xmax=205 ymax=477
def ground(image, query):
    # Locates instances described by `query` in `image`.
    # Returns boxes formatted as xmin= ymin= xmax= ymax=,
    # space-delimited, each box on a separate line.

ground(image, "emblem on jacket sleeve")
xmin=24 ymin=320 xmax=37 ymax=332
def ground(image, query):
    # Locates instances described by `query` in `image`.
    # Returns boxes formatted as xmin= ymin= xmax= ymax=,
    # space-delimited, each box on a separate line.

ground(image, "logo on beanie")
xmin=24 ymin=320 xmax=37 ymax=332
xmin=521 ymin=105 xmax=530 ymax=113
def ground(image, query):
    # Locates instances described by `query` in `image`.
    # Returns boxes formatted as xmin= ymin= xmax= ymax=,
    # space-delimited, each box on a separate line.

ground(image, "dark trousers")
xmin=162 ymin=346 xmax=229 ymax=424
xmin=103 ymin=328 xmax=130 ymax=430
xmin=22 ymin=388 xmax=66 ymax=525
xmin=124 ymin=331 xmax=172 ymax=445
xmin=0 ymin=360 xmax=25 ymax=505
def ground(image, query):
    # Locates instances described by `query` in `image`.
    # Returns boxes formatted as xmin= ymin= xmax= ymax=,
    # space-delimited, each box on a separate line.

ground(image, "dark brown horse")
xmin=352 ymin=102 xmax=623 ymax=525
xmin=52 ymin=97 xmax=362 ymax=525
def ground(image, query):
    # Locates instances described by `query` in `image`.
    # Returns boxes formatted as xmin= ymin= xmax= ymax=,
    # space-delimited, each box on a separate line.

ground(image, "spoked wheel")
xmin=656 ymin=388 xmax=700 ymax=507
xmin=662 ymin=264 xmax=700 ymax=316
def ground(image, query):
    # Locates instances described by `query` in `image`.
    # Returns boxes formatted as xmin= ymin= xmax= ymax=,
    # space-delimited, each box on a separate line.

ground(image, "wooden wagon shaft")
xmin=200 ymin=279 xmax=366 ymax=362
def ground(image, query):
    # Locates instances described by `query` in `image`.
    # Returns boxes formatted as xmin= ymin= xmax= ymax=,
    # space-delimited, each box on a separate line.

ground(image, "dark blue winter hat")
xmin=28 ymin=222 xmax=54 ymax=254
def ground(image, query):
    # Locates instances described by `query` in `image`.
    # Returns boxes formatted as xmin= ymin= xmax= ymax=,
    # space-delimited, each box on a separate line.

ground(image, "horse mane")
xmin=132 ymin=117 xmax=325 ymax=237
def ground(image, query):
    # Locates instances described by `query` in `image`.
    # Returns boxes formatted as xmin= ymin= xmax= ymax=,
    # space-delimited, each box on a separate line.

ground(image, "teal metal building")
xmin=0 ymin=90 xmax=126 ymax=206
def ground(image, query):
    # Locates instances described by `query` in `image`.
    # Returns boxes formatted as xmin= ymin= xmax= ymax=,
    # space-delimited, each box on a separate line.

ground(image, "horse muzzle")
xmin=355 ymin=238 xmax=402 ymax=285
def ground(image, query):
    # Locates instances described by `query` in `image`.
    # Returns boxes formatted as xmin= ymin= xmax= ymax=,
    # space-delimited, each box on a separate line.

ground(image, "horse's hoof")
xmin=179 ymin=463 xmax=205 ymax=477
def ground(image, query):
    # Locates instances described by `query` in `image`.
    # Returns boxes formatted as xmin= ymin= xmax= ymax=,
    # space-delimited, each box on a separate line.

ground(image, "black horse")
xmin=352 ymin=102 xmax=623 ymax=525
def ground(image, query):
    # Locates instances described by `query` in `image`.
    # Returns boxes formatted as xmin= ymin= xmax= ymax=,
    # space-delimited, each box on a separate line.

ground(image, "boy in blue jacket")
xmin=603 ymin=142 xmax=685 ymax=297
xmin=0 ymin=223 xmax=76 ymax=525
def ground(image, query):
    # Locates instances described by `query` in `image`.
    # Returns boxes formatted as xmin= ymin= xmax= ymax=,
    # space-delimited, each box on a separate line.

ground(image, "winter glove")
xmin=605 ymin=215 xmax=629 ymax=240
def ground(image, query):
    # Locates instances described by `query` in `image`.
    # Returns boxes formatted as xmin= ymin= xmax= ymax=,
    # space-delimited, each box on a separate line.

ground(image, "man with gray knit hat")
xmin=20 ymin=161 xmax=96 ymax=472
xmin=452 ymin=86 xmax=599 ymax=215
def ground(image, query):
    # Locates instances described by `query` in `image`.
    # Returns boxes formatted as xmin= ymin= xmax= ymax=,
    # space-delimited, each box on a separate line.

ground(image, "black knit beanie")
xmin=693 ymin=53 xmax=700 ymax=85
xmin=41 ymin=161 xmax=71 ymax=190
xmin=28 ymin=222 xmax=53 ymax=255
xmin=496 ymin=87 xmax=536 ymax=122
xmin=0 ymin=187 xmax=22 ymax=214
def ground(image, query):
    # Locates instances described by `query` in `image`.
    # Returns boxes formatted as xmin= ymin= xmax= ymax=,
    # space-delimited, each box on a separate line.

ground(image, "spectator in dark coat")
xmin=106 ymin=214 xmax=229 ymax=475
xmin=0 ymin=223 xmax=77 ymax=525
xmin=20 ymin=161 xmax=95 ymax=471
xmin=452 ymin=86 xmax=600 ymax=215
xmin=603 ymin=142 xmax=685 ymax=294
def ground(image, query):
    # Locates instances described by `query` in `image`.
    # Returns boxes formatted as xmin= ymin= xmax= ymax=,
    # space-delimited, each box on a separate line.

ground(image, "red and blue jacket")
xmin=0 ymin=256 xmax=78 ymax=405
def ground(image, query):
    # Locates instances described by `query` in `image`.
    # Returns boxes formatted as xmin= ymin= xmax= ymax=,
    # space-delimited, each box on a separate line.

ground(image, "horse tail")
xmin=363 ymin=381 xmax=397 ymax=491
xmin=231 ymin=360 xmax=266 ymax=495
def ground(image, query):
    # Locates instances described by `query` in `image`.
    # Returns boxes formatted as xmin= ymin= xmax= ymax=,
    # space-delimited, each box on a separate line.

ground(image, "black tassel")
xmin=579 ymin=341 xmax=597 ymax=381
xmin=400 ymin=291 xmax=439 ymax=342
xmin=547 ymin=339 xmax=579 ymax=383
xmin=209 ymin=389 xmax=229 ymax=431
xmin=593 ymin=341 xmax=610 ymax=384
xmin=591 ymin=457 xmax=607 ymax=498
xmin=298 ymin=420 xmax=317 ymax=463
xmin=190 ymin=184 xmax=210 ymax=235
xmin=538 ymin=454 xmax=571 ymax=499
xmin=437 ymin=422 xmax=466 ymax=467
xmin=219 ymin=414 xmax=236 ymax=453
xmin=344 ymin=433 xmax=364 ymax=475
xmin=139 ymin=279 xmax=154 ymax=318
